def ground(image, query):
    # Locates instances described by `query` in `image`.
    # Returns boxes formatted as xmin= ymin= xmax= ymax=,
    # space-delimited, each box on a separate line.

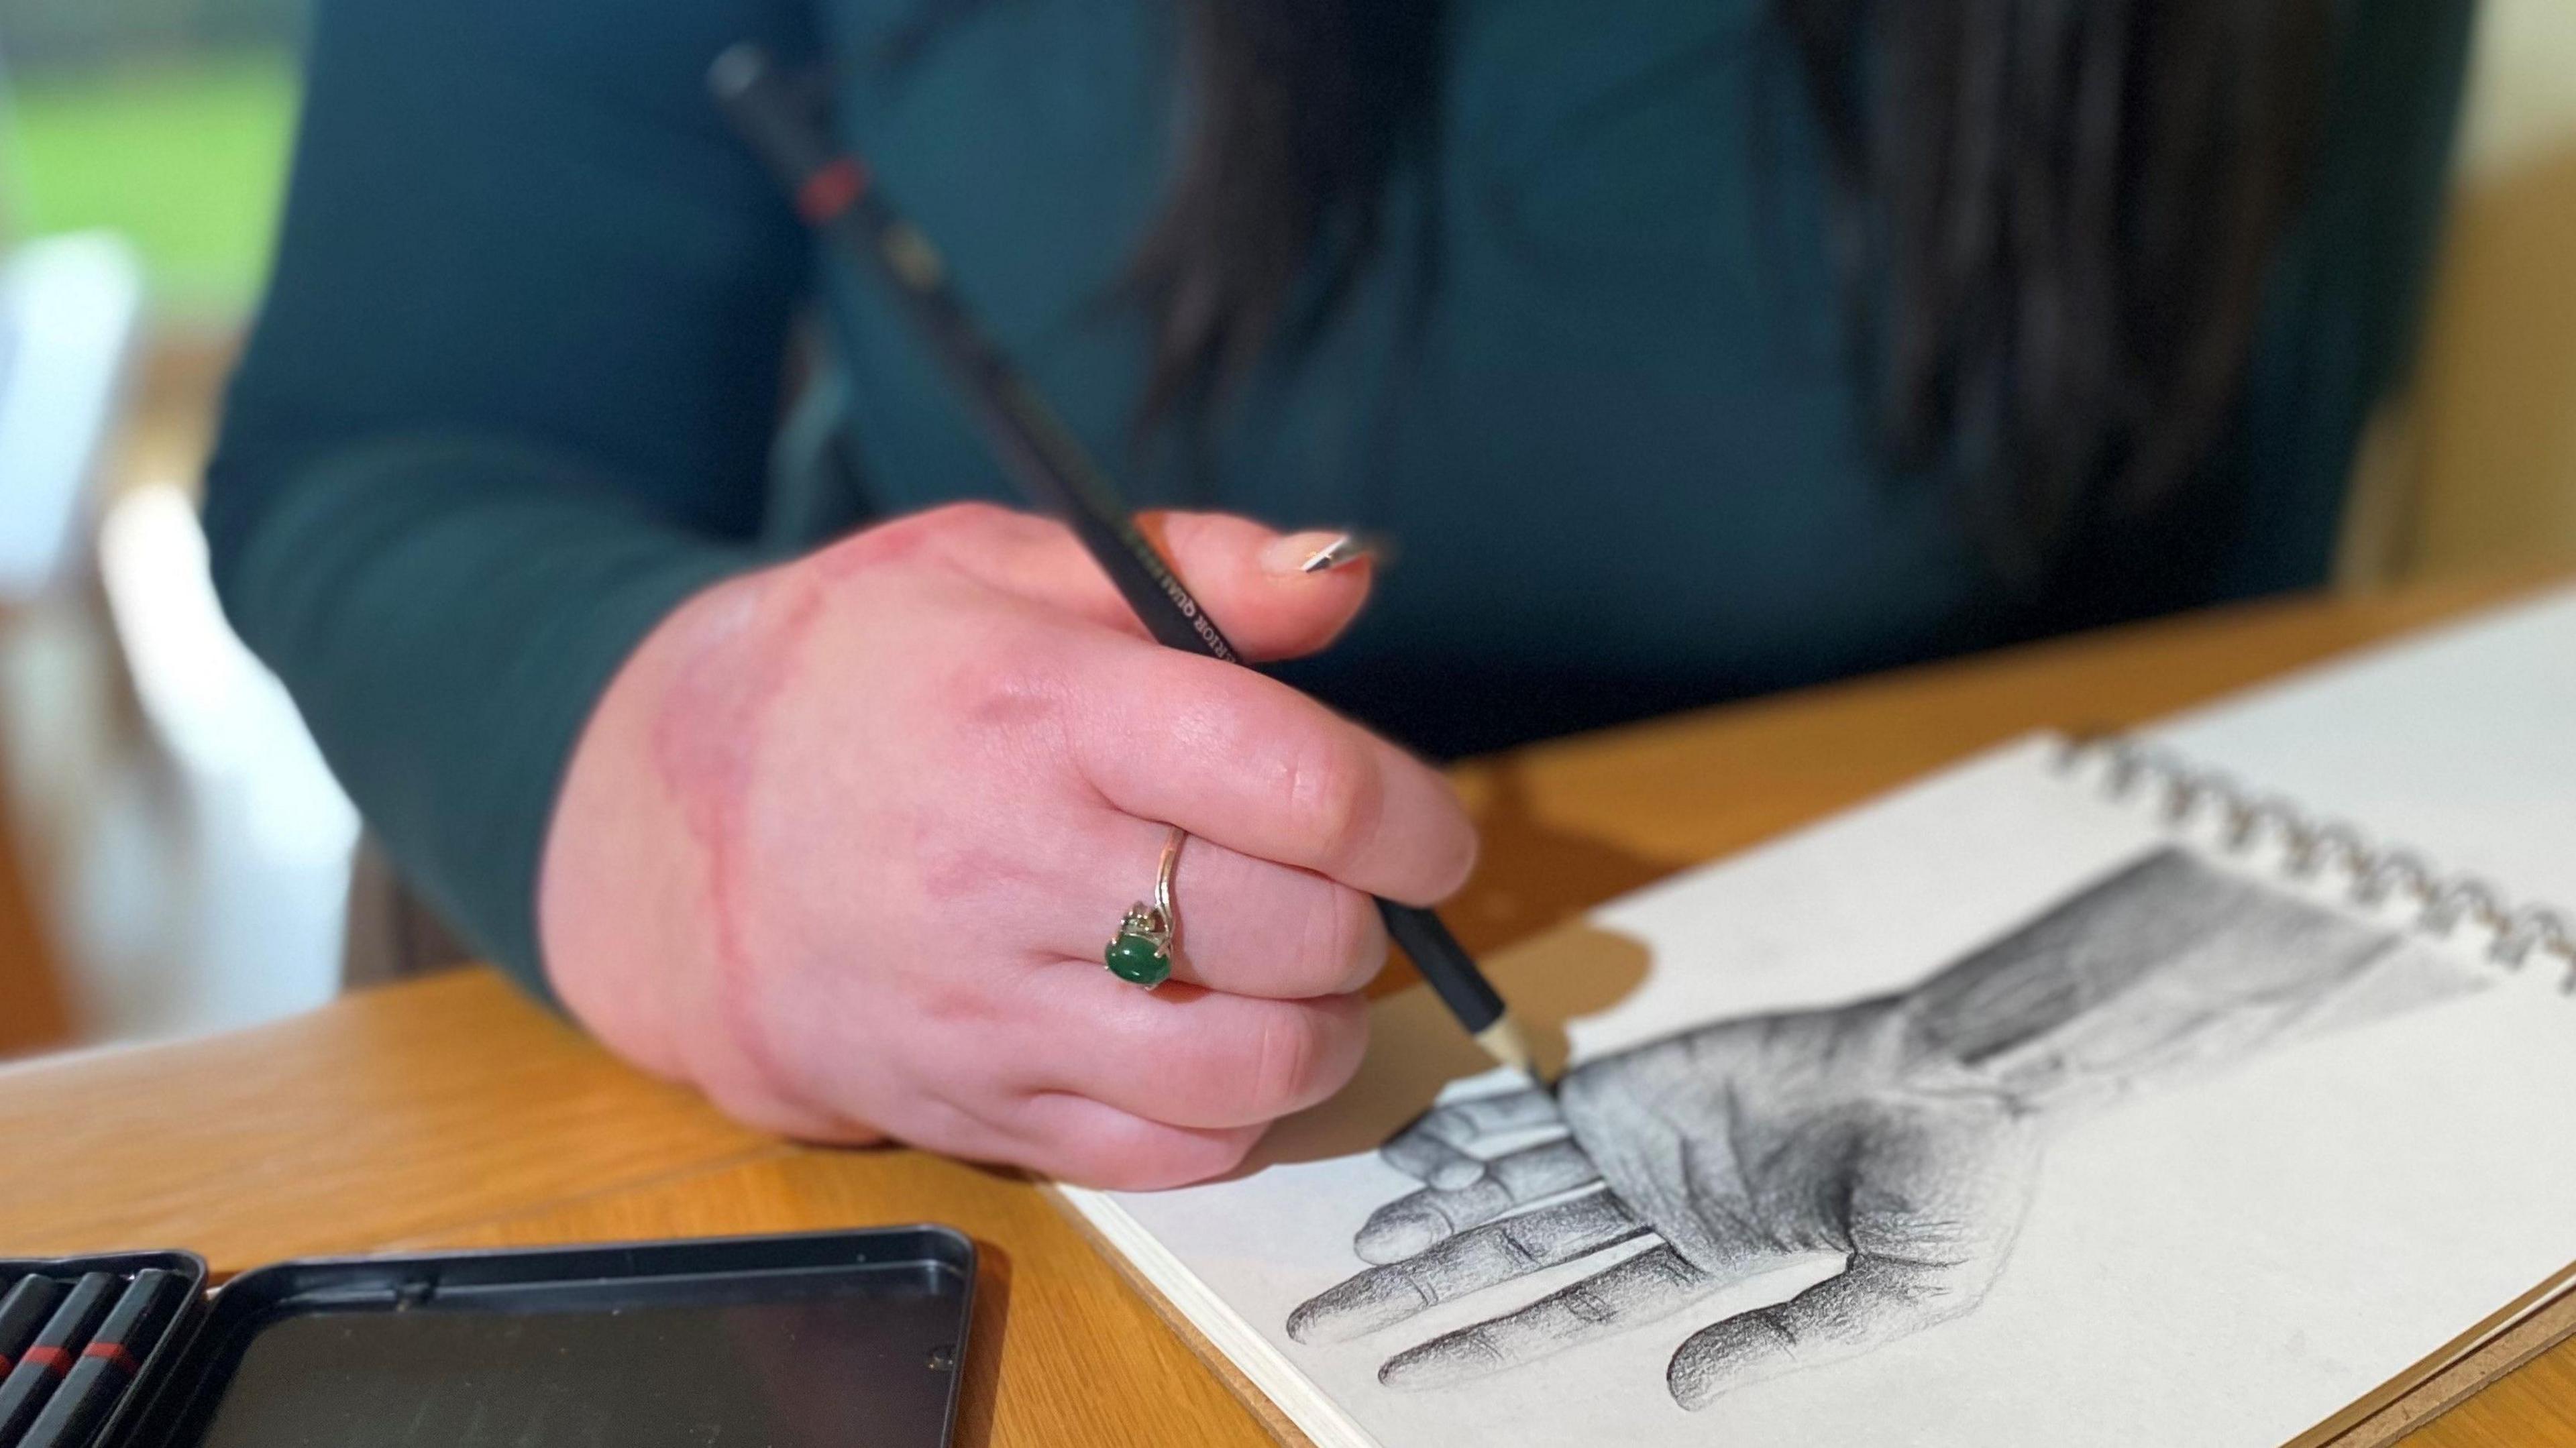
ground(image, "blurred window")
xmin=2 ymin=0 xmax=305 ymax=318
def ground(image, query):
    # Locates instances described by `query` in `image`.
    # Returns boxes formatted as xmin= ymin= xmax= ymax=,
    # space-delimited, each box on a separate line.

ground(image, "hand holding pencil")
xmin=542 ymin=502 xmax=1480 ymax=1186
xmin=708 ymin=42 xmax=1545 ymax=1085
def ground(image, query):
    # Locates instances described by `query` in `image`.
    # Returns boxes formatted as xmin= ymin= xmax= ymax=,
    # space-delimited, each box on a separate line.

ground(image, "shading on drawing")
xmin=1286 ymin=848 xmax=2471 ymax=1409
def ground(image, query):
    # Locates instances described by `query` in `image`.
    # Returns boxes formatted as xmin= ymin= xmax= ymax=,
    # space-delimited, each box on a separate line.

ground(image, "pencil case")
xmin=0 ymin=1226 xmax=973 ymax=1448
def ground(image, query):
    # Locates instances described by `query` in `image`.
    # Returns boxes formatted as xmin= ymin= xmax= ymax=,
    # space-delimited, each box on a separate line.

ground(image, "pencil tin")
xmin=0 ymin=1226 xmax=975 ymax=1448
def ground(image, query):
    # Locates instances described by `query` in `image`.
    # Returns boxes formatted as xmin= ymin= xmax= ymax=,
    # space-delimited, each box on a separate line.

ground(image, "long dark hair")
xmin=1125 ymin=0 xmax=2333 ymax=583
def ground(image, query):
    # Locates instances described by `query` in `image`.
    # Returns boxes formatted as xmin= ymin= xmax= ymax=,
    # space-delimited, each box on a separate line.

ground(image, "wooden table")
xmin=3 ymin=573 xmax=2571 ymax=1448
xmin=0 ymin=717 xmax=73 ymax=1056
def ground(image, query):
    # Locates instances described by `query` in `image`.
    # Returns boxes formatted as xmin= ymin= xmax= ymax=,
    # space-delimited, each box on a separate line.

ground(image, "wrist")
xmin=1889 ymin=991 xmax=2093 ymax=1118
xmin=539 ymin=564 xmax=788 ymax=1084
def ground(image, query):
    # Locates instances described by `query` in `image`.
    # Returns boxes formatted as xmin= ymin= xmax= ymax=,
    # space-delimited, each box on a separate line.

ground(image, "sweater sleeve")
xmin=205 ymin=0 xmax=817 ymax=994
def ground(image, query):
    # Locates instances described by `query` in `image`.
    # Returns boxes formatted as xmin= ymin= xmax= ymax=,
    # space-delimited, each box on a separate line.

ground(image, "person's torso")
xmin=789 ymin=0 xmax=2391 ymax=757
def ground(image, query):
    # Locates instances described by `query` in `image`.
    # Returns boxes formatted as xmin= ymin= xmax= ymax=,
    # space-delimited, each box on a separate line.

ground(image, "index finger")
xmin=1067 ymin=638 xmax=1479 ymax=905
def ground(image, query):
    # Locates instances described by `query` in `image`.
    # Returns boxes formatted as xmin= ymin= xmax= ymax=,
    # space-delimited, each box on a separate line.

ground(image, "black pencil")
xmin=710 ymin=44 xmax=1546 ymax=1084
xmin=0 ymin=1276 xmax=65 ymax=1378
xmin=0 ymin=1272 xmax=117 ymax=1443
xmin=17 ymin=1269 xmax=184 ymax=1448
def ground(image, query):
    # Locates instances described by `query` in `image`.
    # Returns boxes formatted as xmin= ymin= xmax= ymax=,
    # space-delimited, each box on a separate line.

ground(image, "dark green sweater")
xmin=206 ymin=0 xmax=2472 ymax=991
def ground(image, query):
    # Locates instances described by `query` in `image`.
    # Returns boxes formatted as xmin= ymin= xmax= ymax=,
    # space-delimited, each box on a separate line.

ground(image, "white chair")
xmin=0 ymin=231 xmax=142 ymax=601
xmin=0 ymin=231 xmax=357 ymax=1041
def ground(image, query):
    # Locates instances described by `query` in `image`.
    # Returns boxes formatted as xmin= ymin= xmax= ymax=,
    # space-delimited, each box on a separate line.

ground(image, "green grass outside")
xmin=7 ymin=52 xmax=301 ymax=317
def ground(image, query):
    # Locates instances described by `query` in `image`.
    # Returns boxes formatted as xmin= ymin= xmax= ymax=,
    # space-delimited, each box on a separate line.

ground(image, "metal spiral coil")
xmin=2057 ymin=736 xmax=2576 ymax=992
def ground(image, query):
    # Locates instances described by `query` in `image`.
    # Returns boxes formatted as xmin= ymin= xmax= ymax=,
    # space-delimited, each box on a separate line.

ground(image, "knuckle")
xmin=1246 ymin=1007 xmax=1326 ymax=1115
xmin=1431 ymin=801 xmax=1481 ymax=897
xmin=1279 ymin=730 xmax=1383 ymax=871
xmin=1305 ymin=884 xmax=1385 ymax=991
xmin=1061 ymin=1121 xmax=1256 ymax=1191
xmin=912 ymin=969 xmax=996 ymax=1032
xmin=916 ymin=498 xmax=1016 ymax=539
xmin=939 ymin=635 xmax=1070 ymax=742
xmin=1187 ymin=1125 xmax=1263 ymax=1181
xmin=1242 ymin=999 xmax=1363 ymax=1116
xmin=894 ymin=1094 xmax=1002 ymax=1163
xmin=818 ymin=500 xmax=1009 ymax=576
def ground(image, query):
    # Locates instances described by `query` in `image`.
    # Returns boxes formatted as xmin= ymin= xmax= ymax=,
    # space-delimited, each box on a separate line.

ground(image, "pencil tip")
xmin=1471 ymin=1015 xmax=1556 ymax=1089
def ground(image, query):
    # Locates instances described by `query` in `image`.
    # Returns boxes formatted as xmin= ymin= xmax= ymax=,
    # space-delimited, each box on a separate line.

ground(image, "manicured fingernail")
xmin=1264 ymin=531 xmax=1371 ymax=577
xmin=1302 ymin=533 xmax=1377 ymax=573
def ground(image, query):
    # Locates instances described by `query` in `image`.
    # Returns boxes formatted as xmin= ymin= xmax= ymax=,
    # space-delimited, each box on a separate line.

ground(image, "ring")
xmin=1105 ymin=826 xmax=1185 ymax=989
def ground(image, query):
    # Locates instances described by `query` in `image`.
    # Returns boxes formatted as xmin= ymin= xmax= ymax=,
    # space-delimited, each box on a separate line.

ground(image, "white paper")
xmin=2159 ymin=583 xmax=2576 ymax=909
xmin=1065 ymin=726 xmax=2576 ymax=1448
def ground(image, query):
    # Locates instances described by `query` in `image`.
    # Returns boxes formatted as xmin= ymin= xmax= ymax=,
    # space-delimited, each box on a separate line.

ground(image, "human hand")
xmin=539 ymin=502 xmax=1477 ymax=1187
xmin=1287 ymin=997 xmax=2039 ymax=1407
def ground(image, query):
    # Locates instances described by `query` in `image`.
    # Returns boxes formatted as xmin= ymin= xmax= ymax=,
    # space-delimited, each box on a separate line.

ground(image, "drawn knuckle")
xmin=1748 ymin=1305 xmax=1802 ymax=1351
xmin=1560 ymin=1284 xmax=1620 ymax=1327
xmin=1493 ymin=1220 xmax=1550 ymax=1270
xmin=1390 ymin=1260 xmax=1444 ymax=1312
xmin=1450 ymin=1328 xmax=1510 ymax=1372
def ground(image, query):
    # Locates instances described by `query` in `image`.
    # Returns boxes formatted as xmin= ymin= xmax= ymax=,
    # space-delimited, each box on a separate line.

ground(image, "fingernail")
xmin=1426 ymin=1158 xmax=1488 ymax=1192
xmin=1283 ymin=1271 xmax=1420 ymax=1344
xmin=1285 ymin=1297 xmax=1340 ymax=1345
xmin=1378 ymin=1349 xmax=1450 ymax=1390
xmin=1668 ymin=1325 xmax=1766 ymax=1409
xmin=1355 ymin=1203 xmax=1446 ymax=1265
xmin=1263 ymin=531 xmax=1372 ymax=577
xmin=1379 ymin=1334 xmax=1501 ymax=1390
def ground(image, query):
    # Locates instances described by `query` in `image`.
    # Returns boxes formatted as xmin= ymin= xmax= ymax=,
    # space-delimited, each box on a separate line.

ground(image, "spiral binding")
xmin=2056 ymin=736 xmax=2576 ymax=993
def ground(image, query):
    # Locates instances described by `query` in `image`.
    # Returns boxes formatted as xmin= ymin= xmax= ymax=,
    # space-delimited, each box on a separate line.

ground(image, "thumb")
xmin=1138 ymin=512 xmax=1375 ymax=663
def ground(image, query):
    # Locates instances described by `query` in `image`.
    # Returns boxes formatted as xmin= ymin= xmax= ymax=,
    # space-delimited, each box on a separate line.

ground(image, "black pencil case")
xmin=0 ymin=1226 xmax=975 ymax=1448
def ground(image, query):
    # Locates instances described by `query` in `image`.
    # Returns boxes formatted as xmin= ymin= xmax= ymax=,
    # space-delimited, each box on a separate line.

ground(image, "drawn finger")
xmin=1287 ymin=1192 xmax=1644 ymax=1345
xmin=1419 ymin=1087 xmax=1563 ymax=1146
xmin=1378 ymin=1245 xmax=1717 ymax=1390
xmin=1666 ymin=1253 xmax=1994 ymax=1409
xmin=1378 ymin=1089 xmax=1567 ymax=1188
xmin=1356 ymin=1139 xmax=1601 ymax=1264
xmin=1377 ymin=1127 xmax=1487 ymax=1191
xmin=1377 ymin=1087 xmax=1566 ymax=1188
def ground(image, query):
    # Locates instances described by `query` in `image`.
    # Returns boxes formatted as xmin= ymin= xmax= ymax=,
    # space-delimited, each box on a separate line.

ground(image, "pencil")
xmin=0 ymin=1272 xmax=116 ymax=1442
xmin=710 ymin=44 xmax=1546 ymax=1086
xmin=18 ymin=1269 xmax=184 ymax=1448
xmin=0 ymin=1275 xmax=65 ymax=1378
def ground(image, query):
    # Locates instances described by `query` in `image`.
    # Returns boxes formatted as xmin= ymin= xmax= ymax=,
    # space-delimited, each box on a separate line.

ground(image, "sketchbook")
xmin=1059 ymin=583 xmax=2576 ymax=1448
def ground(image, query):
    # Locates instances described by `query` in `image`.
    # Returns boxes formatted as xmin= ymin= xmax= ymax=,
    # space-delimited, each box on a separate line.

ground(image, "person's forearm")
xmin=1899 ymin=848 xmax=2473 ymax=1109
xmin=207 ymin=432 xmax=760 ymax=993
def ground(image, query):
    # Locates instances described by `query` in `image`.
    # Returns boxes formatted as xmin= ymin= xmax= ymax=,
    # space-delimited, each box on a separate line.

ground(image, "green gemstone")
xmin=1105 ymin=931 xmax=1172 ymax=987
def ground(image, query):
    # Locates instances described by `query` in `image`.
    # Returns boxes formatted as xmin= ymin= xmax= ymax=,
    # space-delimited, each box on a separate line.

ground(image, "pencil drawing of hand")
xmin=1285 ymin=996 xmax=2039 ymax=1406
xmin=1287 ymin=848 xmax=2473 ymax=1408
